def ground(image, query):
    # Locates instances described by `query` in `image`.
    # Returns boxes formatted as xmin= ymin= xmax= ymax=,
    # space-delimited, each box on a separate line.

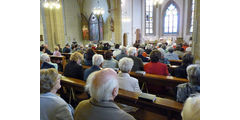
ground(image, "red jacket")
xmin=144 ymin=62 xmax=169 ymax=76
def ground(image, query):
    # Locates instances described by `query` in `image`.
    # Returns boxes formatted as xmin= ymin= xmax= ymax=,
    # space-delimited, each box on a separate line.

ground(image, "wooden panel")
xmin=168 ymin=60 xmax=182 ymax=66
xmin=60 ymin=76 xmax=183 ymax=119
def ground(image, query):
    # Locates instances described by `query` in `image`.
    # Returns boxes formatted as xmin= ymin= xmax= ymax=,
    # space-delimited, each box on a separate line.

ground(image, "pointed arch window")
xmin=190 ymin=0 xmax=195 ymax=33
xmin=163 ymin=3 xmax=179 ymax=34
xmin=145 ymin=0 xmax=154 ymax=35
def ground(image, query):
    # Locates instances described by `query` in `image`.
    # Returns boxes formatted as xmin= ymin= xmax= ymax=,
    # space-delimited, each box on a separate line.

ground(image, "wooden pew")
xmin=50 ymin=55 xmax=66 ymax=71
xmin=168 ymin=60 xmax=182 ymax=66
xmin=61 ymin=53 xmax=71 ymax=61
xmin=60 ymin=76 xmax=183 ymax=120
xmin=81 ymin=65 xmax=188 ymax=95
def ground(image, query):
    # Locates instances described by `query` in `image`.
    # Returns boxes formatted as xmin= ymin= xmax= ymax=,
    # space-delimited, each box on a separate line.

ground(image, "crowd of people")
xmin=40 ymin=40 xmax=199 ymax=120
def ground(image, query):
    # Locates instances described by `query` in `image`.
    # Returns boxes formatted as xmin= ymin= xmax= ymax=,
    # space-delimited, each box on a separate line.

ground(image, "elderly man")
xmin=127 ymin=47 xmax=144 ymax=72
xmin=74 ymin=68 xmax=136 ymax=120
xmin=115 ymin=46 xmax=128 ymax=61
xmin=44 ymin=44 xmax=53 ymax=55
xmin=176 ymin=64 xmax=200 ymax=103
xmin=113 ymin=44 xmax=121 ymax=57
xmin=83 ymin=54 xmax=104 ymax=81
xmin=181 ymin=94 xmax=200 ymax=120
xmin=137 ymin=48 xmax=149 ymax=62
xmin=165 ymin=47 xmax=179 ymax=60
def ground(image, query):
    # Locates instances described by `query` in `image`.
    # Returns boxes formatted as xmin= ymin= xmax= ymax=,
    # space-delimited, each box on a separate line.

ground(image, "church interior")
xmin=40 ymin=0 xmax=200 ymax=120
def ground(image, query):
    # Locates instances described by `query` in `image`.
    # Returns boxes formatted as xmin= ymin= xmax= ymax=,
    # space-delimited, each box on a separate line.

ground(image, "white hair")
xmin=181 ymin=94 xmax=200 ymax=120
xmin=85 ymin=69 xmax=119 ymax=102
xmin=128 ymin=47 xmax=137 ymax=56
xmin=187 ymin=64 xmax=200 ymax=85
xmin=41 ymin=53 xmax=50 ymax=62
xmin=118 ymin=57 xmax=134 ymax=73
xmin=120 ymin=46 xmax=127 ymax=54
xmin=92 ymin=54 xmax=104 ymax=66
xmin=138 ymin=48 xmax=144 ymax=55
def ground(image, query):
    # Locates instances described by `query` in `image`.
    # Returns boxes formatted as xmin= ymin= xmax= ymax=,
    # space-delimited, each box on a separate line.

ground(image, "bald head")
xmin=85 ymin=68 xmax=119 ymax=102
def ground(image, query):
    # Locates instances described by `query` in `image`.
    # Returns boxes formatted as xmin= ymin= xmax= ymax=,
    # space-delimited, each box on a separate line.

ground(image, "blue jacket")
xmin=41 ymin=62 xmax=55 ymax=69
xmin=84 ymin=65 xmax=101 ymax=81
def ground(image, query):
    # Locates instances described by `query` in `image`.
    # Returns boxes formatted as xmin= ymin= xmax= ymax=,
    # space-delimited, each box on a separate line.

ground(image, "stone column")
xmin=192 ymin=0 xmax=200 ymax=64
xmin=113 ymin=0 xmax=122 ymax=44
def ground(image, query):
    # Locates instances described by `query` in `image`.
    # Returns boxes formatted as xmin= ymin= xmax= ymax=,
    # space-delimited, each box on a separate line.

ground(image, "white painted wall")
xmin=63 ymin=0 xmax=82 ymax=45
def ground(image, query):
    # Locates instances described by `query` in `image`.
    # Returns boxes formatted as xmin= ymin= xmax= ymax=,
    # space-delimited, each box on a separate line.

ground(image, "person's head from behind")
xmin=176 ymin=45 xmax=182 ymax=51
xmin=182 ymin=53 xmax=194 ymax=66
xmin=187 ymin=64 xmax=200 ymax=86
xmin=138 ymin=48 xmax=144 ymax=56
xmin=181 ymin=94 xmax=200 ymax=120
xmin=54 ymin=46 xmax=59 ymax=51
xmin=168 ymin=47 xmax=174 ymax=53
xmin=41 ymin=53 xmax=51 ymax=62
xmin=161 ymin=44 xmax=166 ymax=50
xmin=128 ymin=47 xmax=137 ymax=56
xmin=85 ymin=68 xmax=119 ymax=102
xmin=120 ymin=46 xmax=127 ymax=54
xmin=85 ymin=49 xmax=95 ymax=60
xmin=115 ymin=44 xmax=120 ymax=49
xmin=40 ymin=68 xmax=61 ymax=94
xmin=104 ymin=50 xmax=113 ymax=60
xmin=92 ymin=54 xmax=104 ymax=66
xmin=150 ymin=50 xmax=161 ymax=63
xmin=118 ymin=57 xmax=134 ymax=73
xmin=70 ymin=52 xmax=83 ymax=65
xmin=40 ymin=46 xmax=45 ymax=53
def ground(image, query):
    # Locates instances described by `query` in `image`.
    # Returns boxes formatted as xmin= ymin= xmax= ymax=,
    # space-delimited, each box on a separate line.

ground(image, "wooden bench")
xmin=168 ymin=60 xmax=182 ymax=66
xmin=50 ymin=56 xmax=66 ymax=71
xmin=61 ymin=53 xmax=71 ymax=61
xmin=60 ymin=76 xmax=183 ymax=120
xmin=81 ymin=65 xmax=188 ymax=96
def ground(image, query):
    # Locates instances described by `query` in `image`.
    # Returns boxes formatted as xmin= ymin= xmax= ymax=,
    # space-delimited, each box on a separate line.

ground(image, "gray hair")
xmin=92 ymin=54 xmax=104 ymax=66
xmin=118 ymin=57 xmax=134 ymax=73
xmin=120 ymin=46 xmax=127 ymax=54
xmin=181 ymin=94 xmax=200 ymax=120
xmin=128 ymin=47 xmax=137 ymax=56
xmin=41 ymin=53 xmax=50 ymax=62
xmin=85 ymin=69 xmax=119 ymax=102
xmin=187 ymin=64 xmax=200 ymax=86
xmin=138 ymin=48 xmax=144 ymax=55
xmin=167 ymin=47 xmax=174 ymax=53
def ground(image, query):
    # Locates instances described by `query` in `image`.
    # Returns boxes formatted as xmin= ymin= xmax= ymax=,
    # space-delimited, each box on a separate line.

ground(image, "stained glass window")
xmin=190 ymin=0 xmax=195 ymax=33
xmin=164 ymin=3 xmax=178 ymax=34
xmin=145 ymin=0 xmax=154 ymax=35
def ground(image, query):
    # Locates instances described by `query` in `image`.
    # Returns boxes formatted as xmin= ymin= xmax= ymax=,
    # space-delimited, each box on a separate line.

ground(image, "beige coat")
xmin=74 ymin=98 xmax=135 ymax=120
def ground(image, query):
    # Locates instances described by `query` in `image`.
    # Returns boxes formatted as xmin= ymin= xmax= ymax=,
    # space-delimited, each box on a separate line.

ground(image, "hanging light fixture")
xmin=154 ymin=0 xmax=164 ymax=8
xmin=42 ymin=0 xmax=61 ymax=9
xmin=93 ymin=0 xmax=104 ymax=15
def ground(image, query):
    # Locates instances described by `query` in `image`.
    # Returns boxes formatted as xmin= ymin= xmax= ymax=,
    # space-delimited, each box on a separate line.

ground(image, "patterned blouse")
xmin=176 ymin=83 xmax=200 ymax=103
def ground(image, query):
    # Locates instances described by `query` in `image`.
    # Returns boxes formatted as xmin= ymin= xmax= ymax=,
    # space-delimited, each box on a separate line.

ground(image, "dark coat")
xmin=128 ymin=56 xmax=144 ymax=72
xmin=64 ymin=61 xmax=84 ymax=80
xmin=84 ymin=65 xmax=101 ymax=81
xmin=41 ymin=62 xmax=55 ymax=69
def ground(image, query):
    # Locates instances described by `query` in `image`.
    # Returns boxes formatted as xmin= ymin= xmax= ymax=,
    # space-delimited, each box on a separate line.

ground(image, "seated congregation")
xmin=40 ymin=42 xmax=200 ymax=120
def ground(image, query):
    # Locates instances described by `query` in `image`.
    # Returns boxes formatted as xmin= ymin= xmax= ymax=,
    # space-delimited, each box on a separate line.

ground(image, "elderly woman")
xmin=176 ymin=64 xmax=200 ymax=103
xmin=83 ymin=49 xmax=95 ymax=66
xmin=127 ymin=47 xmax=144 ymax=72
xmin=102 ymin=50 xmax=118 ymax=69
xmin=137 ymin=48 xmax=149 ymax=62
xmin=40 ymin=68 xmax=74 ymax=120
xmin=40 ymin=53 xmax=58 ymax=70
xmin=144 ymin=50 xmax=169 ymax=76
xmin=174 ymin=53 xmax=194 ymax=78
xmin=181 ymin=94 xmax=200 ymax=120
xmin=165 ymin=47 xmax=179 ymax=60
xmin=64 ymin=52 xmax=84 ymax=80
xmin=118 ymin=57 xmax=142 ymax=93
